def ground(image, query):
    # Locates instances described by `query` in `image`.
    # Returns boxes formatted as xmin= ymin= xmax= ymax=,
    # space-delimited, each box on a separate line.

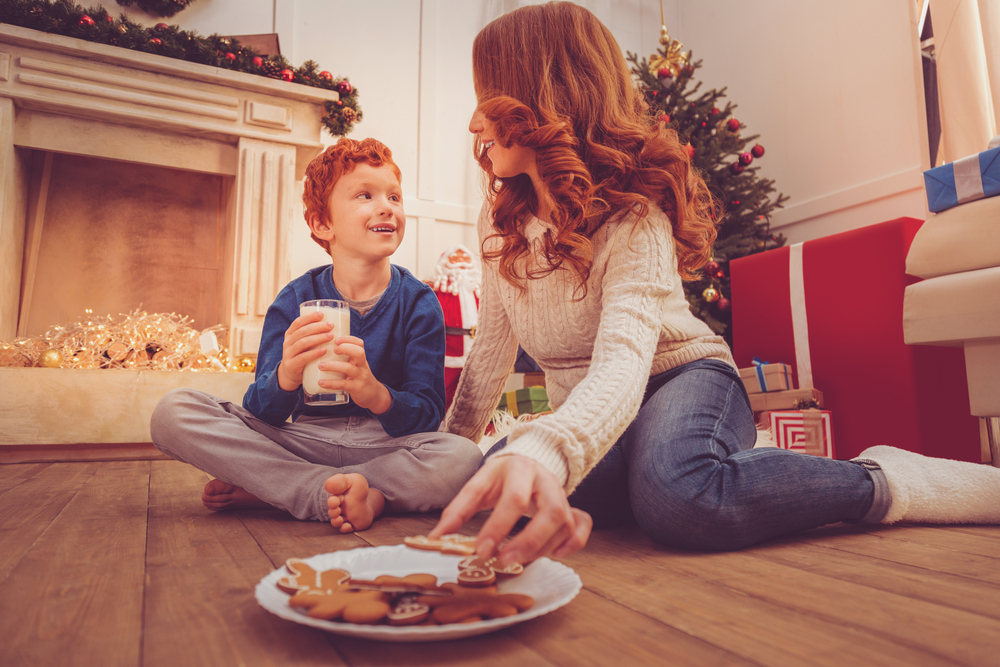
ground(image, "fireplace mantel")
xmin=0 ymin=23 xmax=339 ymax=355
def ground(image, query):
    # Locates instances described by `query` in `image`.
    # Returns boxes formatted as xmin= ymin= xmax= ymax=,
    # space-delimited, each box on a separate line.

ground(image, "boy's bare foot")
xmin=324 ymin=473 xmax=385 ymax=533
xmin=202 ymin=479 xmax=273 ymax=511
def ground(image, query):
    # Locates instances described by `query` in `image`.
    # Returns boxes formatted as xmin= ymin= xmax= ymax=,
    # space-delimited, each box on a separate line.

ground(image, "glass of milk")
xmin=299 ymin=299 xmax=351 ymax=405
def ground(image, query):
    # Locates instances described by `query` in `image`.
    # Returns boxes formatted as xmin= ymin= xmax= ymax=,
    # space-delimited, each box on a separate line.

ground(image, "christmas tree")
xmin=627 ymin=26 xmax=787 ymax=343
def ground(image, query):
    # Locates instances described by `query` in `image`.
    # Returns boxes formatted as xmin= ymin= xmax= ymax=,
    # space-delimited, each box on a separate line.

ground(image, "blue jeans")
xmin=487 ymin=359 xmax=890 ymax=551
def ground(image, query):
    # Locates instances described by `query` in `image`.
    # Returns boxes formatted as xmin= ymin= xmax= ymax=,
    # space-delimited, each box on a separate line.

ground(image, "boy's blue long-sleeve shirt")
xmin=243 ymin=264 xmax=447 ymax=437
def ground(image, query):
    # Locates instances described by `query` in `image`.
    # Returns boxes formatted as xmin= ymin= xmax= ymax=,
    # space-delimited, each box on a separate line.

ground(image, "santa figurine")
xmin=429 ymin=244 xmax=480 ymax=411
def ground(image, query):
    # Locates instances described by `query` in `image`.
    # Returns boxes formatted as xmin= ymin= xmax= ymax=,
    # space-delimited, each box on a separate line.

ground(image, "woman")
xmin=430 ymin=2 xmax=1000 ymax=568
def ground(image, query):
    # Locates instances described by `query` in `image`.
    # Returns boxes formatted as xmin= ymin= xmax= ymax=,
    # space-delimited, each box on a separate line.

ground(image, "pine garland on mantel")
xmin=0 ymin=0 xmax=360 ymax=135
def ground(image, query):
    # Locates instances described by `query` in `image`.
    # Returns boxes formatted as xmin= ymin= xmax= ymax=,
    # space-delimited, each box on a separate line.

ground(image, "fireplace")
xmin=0 ymin=24 xmax=338 ymax=449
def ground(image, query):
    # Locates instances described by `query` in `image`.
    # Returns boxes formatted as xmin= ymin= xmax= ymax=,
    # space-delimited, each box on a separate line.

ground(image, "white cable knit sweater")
xmin=441 ymin=203 xmax=735 ymax=494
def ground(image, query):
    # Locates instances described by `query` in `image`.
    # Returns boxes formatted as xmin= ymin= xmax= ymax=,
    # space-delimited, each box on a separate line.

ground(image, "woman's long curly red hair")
xmin=472 ymin=1 xmax=719 ymax=291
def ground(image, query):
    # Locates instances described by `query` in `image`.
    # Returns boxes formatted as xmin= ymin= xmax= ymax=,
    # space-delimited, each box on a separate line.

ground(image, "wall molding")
xmin=770 ymin=167 xmax=924 ymax=228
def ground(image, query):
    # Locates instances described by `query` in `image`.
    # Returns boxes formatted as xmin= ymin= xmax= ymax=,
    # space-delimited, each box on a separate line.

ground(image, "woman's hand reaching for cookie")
xmin=429 ymin=454 xmax=592 ymax=567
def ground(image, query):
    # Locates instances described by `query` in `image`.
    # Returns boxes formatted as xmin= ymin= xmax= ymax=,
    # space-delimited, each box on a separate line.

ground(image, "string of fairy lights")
xmin=0 ymin=309 xmax=255 ymax=372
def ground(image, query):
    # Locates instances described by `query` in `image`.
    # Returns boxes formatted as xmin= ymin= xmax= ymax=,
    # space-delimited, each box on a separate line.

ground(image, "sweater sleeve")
xmin=242 ymin=289 xmax=301 ymax=425
xmin=490 ymin=214 xmax=675 ymax=493
xmin=441 ymin=205 xmax=520 ymax=441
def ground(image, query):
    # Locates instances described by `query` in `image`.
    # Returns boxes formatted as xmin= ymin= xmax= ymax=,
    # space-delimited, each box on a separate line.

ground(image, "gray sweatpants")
xmin=149 ymin=388 xmax=483 ymax=522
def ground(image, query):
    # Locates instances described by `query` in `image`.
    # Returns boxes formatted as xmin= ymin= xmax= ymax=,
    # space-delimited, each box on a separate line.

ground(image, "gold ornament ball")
xmin=38 ymin=348 xmax=63 ymax=368
xmin=237 ymin=356 xmax=256 ymax=373
xmin=702 ymin=287 xmax=720 ymax=303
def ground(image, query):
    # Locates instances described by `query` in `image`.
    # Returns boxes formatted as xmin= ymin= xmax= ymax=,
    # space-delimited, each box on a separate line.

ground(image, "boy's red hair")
xmin=302 ymin=137 xmax=402 ymax=252
xmin=472 ymin=2 xmax=719 ymax=293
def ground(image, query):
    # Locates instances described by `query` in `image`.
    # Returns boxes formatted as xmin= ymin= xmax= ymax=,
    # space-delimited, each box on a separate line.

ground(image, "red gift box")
xmin=760 ymin=410 xmax=834 ymax=458
xmin=731 ymin=217 xmax=979 ymax=462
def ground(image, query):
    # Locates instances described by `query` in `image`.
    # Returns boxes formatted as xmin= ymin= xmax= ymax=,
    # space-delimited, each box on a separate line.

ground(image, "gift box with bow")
xmin=738 ymin=357 xmax=793 ymax=394
xmin=730 ymin=217 xmax=979 ymax=461
xmin=923 ymin=136 xmax=1000 ymax=213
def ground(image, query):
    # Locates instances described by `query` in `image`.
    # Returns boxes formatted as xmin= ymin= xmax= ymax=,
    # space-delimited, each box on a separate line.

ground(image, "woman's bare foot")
xmin=202 ymin=479 xmax=273 ymax=511
xmin=324 ymin=473 xmax=385 ymax=533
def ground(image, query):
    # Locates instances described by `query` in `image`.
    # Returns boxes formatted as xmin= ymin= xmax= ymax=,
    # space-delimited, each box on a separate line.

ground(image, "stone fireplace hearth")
xmin=0 ymin=24 xmax=339 ymax=449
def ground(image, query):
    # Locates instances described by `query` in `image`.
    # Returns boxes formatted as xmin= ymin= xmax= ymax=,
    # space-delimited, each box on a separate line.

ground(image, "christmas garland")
xmin=115 ymin=0 xmax=191 ymax=19
xmin=0 ymin=0 xmax=360 ymax=135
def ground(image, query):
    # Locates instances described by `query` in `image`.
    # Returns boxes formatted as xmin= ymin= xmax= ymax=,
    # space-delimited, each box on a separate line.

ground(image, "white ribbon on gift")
xmin=954 ymin=135 xmax=1000 ymax=206
xmin=789 ymin=243 xmax=814 ymax=390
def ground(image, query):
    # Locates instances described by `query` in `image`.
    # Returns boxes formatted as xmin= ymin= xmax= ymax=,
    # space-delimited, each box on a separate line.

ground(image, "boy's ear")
xmin=307 ymin=211 xmax=335 ymax=242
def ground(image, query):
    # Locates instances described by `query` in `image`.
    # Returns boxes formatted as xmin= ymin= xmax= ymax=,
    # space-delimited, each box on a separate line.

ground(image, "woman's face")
xmin=468 ymin=109 xmax=538 ymax=180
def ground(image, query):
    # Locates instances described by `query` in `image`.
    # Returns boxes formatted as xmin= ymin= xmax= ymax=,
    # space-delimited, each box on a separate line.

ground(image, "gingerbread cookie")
xmin=403 ymin=533 xmax=477 ymax=556
xmin=415 ymin=582 xmax=534 ymax=624
xmin=457 ymin=555 xmax=524 ymax=587
xmin=386 ymin=594 xmax=431 ymax=626
xmin=276 ymin=558 xmax=391 ymax=624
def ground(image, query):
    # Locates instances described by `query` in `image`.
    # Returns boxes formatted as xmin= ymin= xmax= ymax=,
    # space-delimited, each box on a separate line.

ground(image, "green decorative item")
xmin=0 ymin=0 xmax=361 ymax=136
xmin=115 ymin=0 xmax=192 ymax=19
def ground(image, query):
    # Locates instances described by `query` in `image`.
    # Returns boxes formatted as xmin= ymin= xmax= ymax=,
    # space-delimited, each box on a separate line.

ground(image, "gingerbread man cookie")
xmin=415 ymin=582 xmax=534 ymax=624
xmin=276 ymin=558 xmax=391 ymax=624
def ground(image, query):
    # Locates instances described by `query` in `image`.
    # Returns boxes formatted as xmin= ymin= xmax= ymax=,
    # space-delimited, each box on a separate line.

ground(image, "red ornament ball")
xmin=751 ymin=143 xmax=765 ymax=158
xmin=336 ymin=80 xmax=353 ymax=94
xmin=280 ymin=69 xmax=295 ymax=82
xmin=681 ymin=65 xmax=694 ymax=77
xmin=155 ymin=23 xmax=169 ymax=30
xmin=105 ymin=14 xmax=113 ymax=22
xmin=151 ymin=37 xmax=162 ymax=46
xmin=705 ymin=260 xmax=720 ymax=274
xmin=225 ymin=52 xmax=236 ymax=62
xmin=252 ymin=56 xmax=263 ymax=67
xmin=726 ymin=118 xmax=741 ymax=132
xmin=685 ymin=144 xmax=695 ymax=159
xmin=657 ymin=67 xmax=672 ymax=79
xmin=319 ymin=71 xmax=333 ymax=80
xmin=716 ymin=297 xmax=731 ymax=312
xmin=658 ymin=113 xmax=671 ymax=124
xmin=730 ymin=162 xmax=745 ymax=175
xmin=710 ymin=107 xmax=720 ymax=115
xmin=78 ymin=15 xmax=95 ymax=26
xmin=739 ymin=152 xmax=754 ymax=166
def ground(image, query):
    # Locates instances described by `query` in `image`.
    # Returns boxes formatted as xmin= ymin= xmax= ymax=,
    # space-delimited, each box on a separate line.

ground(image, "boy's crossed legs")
xmin=151 ymin=388 xmax=480 ymax=532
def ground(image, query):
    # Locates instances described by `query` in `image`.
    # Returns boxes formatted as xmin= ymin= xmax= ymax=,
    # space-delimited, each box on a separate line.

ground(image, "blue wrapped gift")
xmin=923 ymin=136 xmax=1000 ymax=213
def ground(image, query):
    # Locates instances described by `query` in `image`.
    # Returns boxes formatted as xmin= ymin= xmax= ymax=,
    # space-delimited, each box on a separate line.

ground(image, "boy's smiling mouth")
xmin=482 ymin=140 xmax=495 ymax=150
xmin=369 ymin=224 xmax=397 ymax=233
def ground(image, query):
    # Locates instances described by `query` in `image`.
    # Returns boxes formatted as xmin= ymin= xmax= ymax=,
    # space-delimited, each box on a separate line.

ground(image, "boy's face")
xmin=310 ymin=162 xmax=405 ymax=264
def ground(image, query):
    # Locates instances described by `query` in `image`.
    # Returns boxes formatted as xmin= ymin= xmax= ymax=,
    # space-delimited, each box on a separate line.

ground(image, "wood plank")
xmin=0 ymin=461 xmax=49 ymax=492
xmin=0 ymin=460 xmax=149 ymax=667
xmin=561 ymin=526 xmax=966 ymax=667
xmin=790 ymin=526 xmax=1000 ymax=584
xmin=507 ymin=588 xmax=753 ymax=667
xmin=235 ymin=508 xmax=368 ymax=568
xmin=143 ymin=460 xmax=344 ymax=667
xmin=748 ymin=538 xmax=1000 ymax=621
xmin=329 ymin=628 xmax=556 ymax=667
xmin=0 ymin=461 xmax=98 ymax=584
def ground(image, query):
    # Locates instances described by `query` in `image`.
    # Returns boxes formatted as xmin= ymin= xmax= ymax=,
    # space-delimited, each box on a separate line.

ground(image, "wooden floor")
xmin=3 ymin=457 xmax=1000 ymax=667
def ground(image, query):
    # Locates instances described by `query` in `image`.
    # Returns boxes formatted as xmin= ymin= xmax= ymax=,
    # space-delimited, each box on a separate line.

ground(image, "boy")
xmin=150 ymin=137 xmax=482 ymax=533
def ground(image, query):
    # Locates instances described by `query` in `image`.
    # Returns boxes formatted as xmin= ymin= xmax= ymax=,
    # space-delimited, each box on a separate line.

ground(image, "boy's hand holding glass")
xmin=317 ymin=336 xmax=392 ymax=414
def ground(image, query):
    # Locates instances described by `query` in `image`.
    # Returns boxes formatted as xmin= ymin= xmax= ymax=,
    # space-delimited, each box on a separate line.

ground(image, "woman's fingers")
xmin=550 ymin=508 xmax=593 ymax=559
xmin=429 ymin=462 xmax=504 ymax=538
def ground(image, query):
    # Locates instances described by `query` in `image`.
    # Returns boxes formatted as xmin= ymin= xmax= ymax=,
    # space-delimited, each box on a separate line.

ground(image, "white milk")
xmin=300 ymin=303 xmax=351 ymax=397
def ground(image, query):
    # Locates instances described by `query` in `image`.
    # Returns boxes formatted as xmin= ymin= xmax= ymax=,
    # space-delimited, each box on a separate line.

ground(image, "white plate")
xmin=255 ymin=544 xmax=582 ymax=642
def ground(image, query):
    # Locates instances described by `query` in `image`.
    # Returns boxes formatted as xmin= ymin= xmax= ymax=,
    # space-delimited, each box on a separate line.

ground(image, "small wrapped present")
xmin=738 ymin=357 xmax=793 ymax=394
xmin=759 ymin=409 xmax=834 ymax=458
xmin=497 ymin=387 xmax=549 ymax=417
xmin=749 ymin=388 xmax=824 ymax=413
xmin=923 ymin=136 xmax=1000 ymax=213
